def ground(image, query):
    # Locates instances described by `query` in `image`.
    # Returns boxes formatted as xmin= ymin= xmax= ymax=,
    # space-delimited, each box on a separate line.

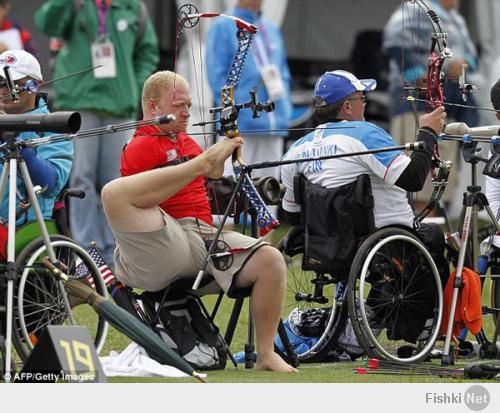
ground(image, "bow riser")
xmin=426 ymin=50 xmax=445 ymax=110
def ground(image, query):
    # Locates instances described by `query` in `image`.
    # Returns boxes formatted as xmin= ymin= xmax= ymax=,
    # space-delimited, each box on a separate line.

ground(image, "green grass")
xmin=95 ymin=225 xmax=500 ymax=383
xmin=98 ymin=289 xmax=499 ymax=383
xmin=106 ymin=361 xmax=499 ymax=383
xmin=7 ymin=224 xmax=500 ymax=383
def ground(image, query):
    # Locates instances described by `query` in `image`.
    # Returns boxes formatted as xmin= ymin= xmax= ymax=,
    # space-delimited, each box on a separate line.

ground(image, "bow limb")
xmin=398 ymin=0 xmax=450 ymax=210
xmin=216 ymin=14 xmax=279 ymax=235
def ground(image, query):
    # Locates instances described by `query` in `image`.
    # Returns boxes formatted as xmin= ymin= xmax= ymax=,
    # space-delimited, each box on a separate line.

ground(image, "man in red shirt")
xmin=102 ymin=70 xmax=297 ymax=373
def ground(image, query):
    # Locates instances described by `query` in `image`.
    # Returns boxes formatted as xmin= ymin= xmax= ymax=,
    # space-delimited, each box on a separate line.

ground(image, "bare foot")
xmin=202 ymin=137 xmax=244 ymax=179
xmin=255 ymin=352 xmax=299 ymax=373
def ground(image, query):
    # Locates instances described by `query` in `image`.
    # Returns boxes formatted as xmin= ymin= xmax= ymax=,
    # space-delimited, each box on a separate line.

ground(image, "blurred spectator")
xmin=382 ymin=0 xmax=479 ymax=209
xmin=205 ymin=0 xmax=292 ymax=182
xmin=0 ymin=0 xmax=37 ymax=56
xmin=35 ymin=0 xmax=159 ymax=265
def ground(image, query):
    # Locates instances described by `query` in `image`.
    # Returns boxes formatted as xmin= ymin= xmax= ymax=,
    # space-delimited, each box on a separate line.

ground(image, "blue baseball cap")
xmin=313 ymin=70 xmax=377 ymax=106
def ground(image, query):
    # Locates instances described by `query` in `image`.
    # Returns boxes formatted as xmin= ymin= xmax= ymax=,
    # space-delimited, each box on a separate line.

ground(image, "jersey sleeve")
xmin=358 ymin=124 xmax=411 ymax=185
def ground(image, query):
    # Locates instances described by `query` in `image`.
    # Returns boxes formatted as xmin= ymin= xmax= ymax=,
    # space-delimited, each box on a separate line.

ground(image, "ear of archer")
xmin=341 ymin=99 xmax=353 ymax=116
xmin=147 ymin=99 xmax=158 ymax=116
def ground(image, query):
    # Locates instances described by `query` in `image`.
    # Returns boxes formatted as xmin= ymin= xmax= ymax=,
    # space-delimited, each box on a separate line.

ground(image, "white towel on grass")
xmin=100 ymin=342 xmax=189 ymax=378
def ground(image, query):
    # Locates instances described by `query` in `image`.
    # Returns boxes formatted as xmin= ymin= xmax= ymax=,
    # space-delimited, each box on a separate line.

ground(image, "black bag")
xmin=139 ymin=294 xmax=227 ymax=371
xmin=295 ymin=174 xmax=375 ymax=278
xmin=416 ymin=223 xmax=450 ymax=285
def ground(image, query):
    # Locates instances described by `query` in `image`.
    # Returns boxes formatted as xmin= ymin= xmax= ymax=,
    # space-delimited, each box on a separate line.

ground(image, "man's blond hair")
xmin=141 ymin=71 xmax=189 ymax=112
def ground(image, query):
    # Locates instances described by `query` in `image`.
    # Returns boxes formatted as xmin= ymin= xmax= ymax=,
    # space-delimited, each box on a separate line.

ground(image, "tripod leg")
xmin=442 ymin=205 xmax=474 ymax=365
xmin=245 ymin=301 xmax=256 ymax=369
xmin=224 ymin=298 xmax=244 ymax=346
xmin=3 ymin=158 xmax=18 ymax=381
xmin=19 ymin=162 xmax=77 ymax=325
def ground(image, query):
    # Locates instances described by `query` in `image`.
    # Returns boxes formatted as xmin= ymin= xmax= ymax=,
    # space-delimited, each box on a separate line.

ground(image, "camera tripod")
xmin=0 ymin=131 xmax=94 ymax=380
xmin=441 ymin=139 xmax=500 ymax=364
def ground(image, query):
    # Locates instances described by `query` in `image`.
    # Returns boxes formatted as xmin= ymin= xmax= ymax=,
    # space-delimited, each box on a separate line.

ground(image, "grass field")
xmin=100 ymin=290 xmax=499 ymax=383
xmin=6 ymin=225 xmax=500 ymax=384
xmin=96 ymin=226 xmax=500 ymax=384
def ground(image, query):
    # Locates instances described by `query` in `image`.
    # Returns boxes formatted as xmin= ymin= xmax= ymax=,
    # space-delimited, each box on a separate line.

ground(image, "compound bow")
xmin=177 ymin=4 xmax=278 ymax=236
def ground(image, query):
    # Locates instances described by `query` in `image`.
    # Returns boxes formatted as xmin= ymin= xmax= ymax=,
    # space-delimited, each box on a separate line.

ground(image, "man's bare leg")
xmin=235 ymin=246 xmax=298 ymax=373
xmin=102 ymin=137 xmax=243 ymax=232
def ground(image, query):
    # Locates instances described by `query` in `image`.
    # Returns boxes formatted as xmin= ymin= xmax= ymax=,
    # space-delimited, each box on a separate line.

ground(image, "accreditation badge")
xmin=91 ymin=39 xmax=117 ymax=79
xmin=261 ymin=64 xmax=286 ymax=101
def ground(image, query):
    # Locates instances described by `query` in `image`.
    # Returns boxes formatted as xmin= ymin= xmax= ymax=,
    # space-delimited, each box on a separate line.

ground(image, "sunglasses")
xmin=347 ymin=95 xmax=367 ymax=103
xmin=0 ymin=79 xmax=38 ymax=93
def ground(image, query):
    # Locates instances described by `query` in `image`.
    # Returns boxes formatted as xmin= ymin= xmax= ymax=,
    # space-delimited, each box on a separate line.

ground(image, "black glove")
xmin=483 ymin=153 xmax=500 ymax=179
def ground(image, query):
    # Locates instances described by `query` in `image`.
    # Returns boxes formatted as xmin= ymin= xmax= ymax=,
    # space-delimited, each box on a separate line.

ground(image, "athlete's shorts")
xmin=112 ymin=210 xmax=267 ymax=298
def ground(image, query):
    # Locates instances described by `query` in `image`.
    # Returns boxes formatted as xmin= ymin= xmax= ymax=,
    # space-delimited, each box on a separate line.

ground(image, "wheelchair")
xmin=277 ymin=174 xmax=444 ymax=363
xmin=0 ymin=188 xmax=108 ymax=363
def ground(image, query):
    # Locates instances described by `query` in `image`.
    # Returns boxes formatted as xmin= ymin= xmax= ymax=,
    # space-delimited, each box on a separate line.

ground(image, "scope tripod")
xmin=441 ymin=140 xmax=500 ymax=364
xmin=0 ymin=134 xmax=67 ymax=379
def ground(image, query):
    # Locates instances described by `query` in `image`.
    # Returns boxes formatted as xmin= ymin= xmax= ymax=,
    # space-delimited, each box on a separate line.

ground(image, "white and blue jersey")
xmin=281 ymin=121 xmax=414 ymax=228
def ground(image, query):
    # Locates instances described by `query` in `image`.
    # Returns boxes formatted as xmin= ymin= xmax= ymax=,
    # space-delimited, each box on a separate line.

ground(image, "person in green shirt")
xmin=35 ymin=0 xmax=159 ymax=264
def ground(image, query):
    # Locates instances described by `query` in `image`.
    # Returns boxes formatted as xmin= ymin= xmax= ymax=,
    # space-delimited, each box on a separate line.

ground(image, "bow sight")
xmin=208 ymin=88 xmax=274 ymax=136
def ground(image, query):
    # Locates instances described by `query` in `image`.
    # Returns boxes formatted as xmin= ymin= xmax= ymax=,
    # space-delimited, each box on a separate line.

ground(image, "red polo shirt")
xmin=121 ymin=125 xmax=213 ymax=225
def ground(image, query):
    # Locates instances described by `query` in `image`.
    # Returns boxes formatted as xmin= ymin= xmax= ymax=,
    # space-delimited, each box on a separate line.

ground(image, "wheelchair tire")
xmin=492 ymin=277 xmax=500 ymax=330
xmin=347 ymin=227 xmax=443 ymax=363
xmin=278 ymin=240 xmax=347 ymax=362
xmin=12 ymin=235 xmax=109 ymax=361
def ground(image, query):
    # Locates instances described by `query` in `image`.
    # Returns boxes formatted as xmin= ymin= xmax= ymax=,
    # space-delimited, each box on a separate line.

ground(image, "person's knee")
xmin=236 ymin=245 xmax=286 ymax=289
xmin=101 ymin=179 xmax=123 ymax=212
xmin=255 ymin=245 xmax=286 ymax=283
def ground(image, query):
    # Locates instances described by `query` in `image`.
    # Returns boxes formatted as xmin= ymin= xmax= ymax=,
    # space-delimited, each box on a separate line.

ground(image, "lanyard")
xmin=252 ymin=23 xmax=272 ymax=66
xmin=95 ymin=0 xmax=112 ymax=36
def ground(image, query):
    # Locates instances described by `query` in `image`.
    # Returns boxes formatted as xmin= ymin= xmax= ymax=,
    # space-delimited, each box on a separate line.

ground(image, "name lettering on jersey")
xmin=296 ymin=144 xmax=337 ymax=173
xmin=166 ymin=149 xmax=177 ymax=162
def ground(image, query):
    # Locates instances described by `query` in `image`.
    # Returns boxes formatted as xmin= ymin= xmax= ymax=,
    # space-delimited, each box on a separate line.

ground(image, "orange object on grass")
xmin=439 ymin=267 xmax=482 ymax=337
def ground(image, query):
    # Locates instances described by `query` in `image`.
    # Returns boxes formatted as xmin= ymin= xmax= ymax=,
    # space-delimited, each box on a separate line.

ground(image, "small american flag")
xmin=74 ymin=245 xmax=116 ymax=289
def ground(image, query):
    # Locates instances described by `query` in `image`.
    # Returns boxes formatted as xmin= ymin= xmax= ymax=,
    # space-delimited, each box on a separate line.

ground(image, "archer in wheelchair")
xmin=278 ymin=70 xmax=450 ymax=362
xmin=0 ymin=50 xmax=73 ymax=259
xmin=0 ymin=50 xmax=108 ymax=365
xmin=101 ymin=70 xmax=297 ymax=373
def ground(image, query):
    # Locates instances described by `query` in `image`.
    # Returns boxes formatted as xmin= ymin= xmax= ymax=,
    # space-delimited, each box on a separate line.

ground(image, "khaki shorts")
xmin=391 ymin=112 xmax=459 ymax=202
xmin=112 ymin=211 xmax=267 ymax=297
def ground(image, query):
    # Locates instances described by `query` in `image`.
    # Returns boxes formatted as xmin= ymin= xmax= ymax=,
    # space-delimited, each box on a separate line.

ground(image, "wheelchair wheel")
xmin=278 ymin=237 xmax=345 ymax=362
xmin=12 ymin=235 xmax=109 ymax=361
xmin=347 ymin=227 xmax=443 ymax=363
xmin=492 ymin=277 xmax=500 ymax=329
